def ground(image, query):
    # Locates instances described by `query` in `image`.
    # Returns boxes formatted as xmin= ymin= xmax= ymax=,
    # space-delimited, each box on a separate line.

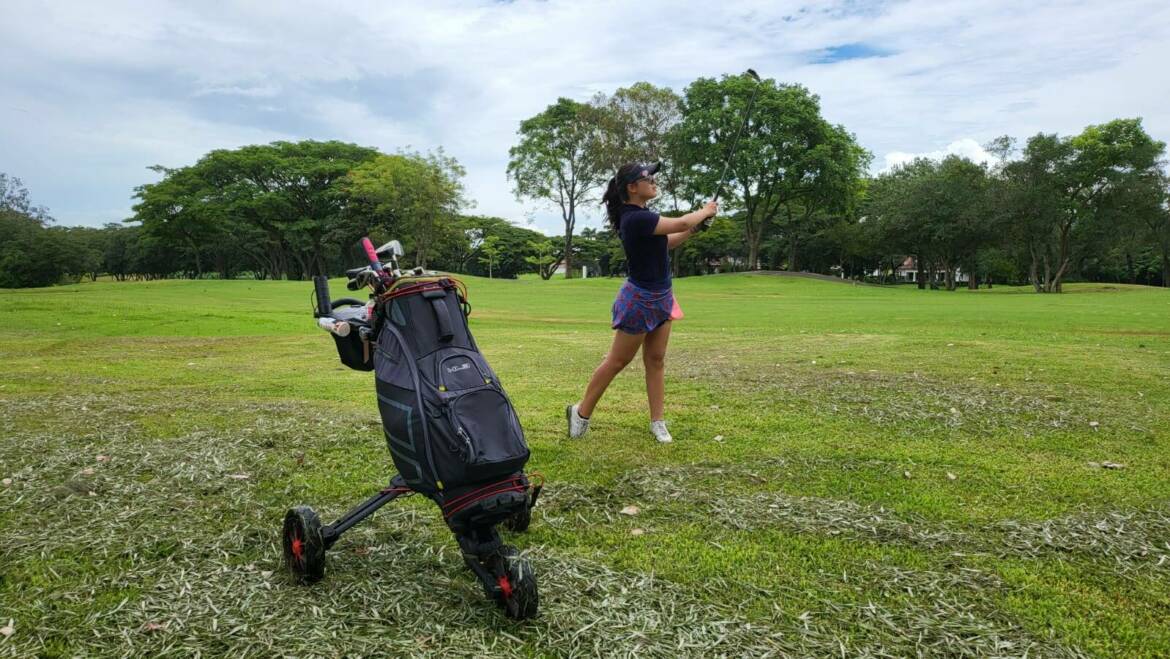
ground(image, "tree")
xmin=344 ymin=150 xmax=467 ymax=269
xmin=0 ymin=173 xmax=51 ymax=221
xmin=675 ymin=211 xmax=745 ymax=275
xmin=863 ymin=156 xmax=994 ymax=290
xmin=525 ymin=237 xmax=562 ymax=280
xmin=477 ymin=235 xmax=501 ymax=278
xmin=0 ymin=175 xmax=60 ymax=288
xmin=929 ymin=156 xmax=993 ymax=290
xmin=508 ymin=98 xmax=609 ymax=279
xmin=864 ymin=159 xmax=938 ymax=289
xmin=0 ymin=210 xmax=60 ymax=288
xmin=132 ymin=140 xmax=381 ymax=280
xmin=596 ymin=83 xmax=686 ymax=211
xmin=670 ymin=74 xmax=868 ymax=270
xmin=1000 ymin=120 xmax=1165 ymax=292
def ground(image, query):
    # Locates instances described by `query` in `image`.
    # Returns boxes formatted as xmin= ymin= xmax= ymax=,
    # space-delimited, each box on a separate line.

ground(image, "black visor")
xmin=619 ymin=161 xmax=661 ymax=186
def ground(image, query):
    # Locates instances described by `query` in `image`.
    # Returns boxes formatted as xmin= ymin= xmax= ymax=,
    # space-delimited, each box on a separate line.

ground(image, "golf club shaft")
xmin=712 ymin=80 xmax=763 ymax=204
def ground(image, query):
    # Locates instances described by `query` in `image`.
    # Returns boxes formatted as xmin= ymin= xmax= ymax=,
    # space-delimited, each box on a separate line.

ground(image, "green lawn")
xmin=1 ymin=274 xmax=1168 ymax=657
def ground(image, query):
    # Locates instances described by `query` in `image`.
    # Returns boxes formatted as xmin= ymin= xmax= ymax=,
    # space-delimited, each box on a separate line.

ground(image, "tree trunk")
xmin=1162 ymin=245 xmax=1169 ymax=288
xmin=968 ymin=273 xmax=978 ymax=290
xmin=562 ymin=233 xmax=574 ymax=279
xmin=1029 ymin=245 xmax=1042 ymax=292
xmin=186 ymin=236 xmax=203 ymax=279
xmin=747 ymin=235 xmax=761 ymax=271
xmin=916 ymin=256 xmax=926 ymax=290
xmin=787 ymin=238 xmax=798 ymax=272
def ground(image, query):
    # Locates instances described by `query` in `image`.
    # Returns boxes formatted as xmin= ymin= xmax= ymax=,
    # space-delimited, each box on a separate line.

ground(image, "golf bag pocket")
xmin=332 ymin=331 xmax=373 ymax=371
xmin=439 ymin=353 xmax=490 ymax=390
xmin=447 ymin=388 xmax=527 ymax=470
xmin=330 ymin=305 xmax=374 ymax=371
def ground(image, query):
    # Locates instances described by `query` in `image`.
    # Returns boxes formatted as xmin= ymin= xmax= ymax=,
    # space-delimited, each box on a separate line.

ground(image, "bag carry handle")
xmin=422 ymin=289 xmax=453 ymax=342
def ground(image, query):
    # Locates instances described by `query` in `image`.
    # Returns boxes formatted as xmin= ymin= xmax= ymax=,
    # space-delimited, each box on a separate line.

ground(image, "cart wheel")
xmin=503 ymin=503 xmax=532 ymax=533
xmin=493 ymin=545 xmax=538 ymax=620
xmin=283 ymin=506 xmax=326 ymax=584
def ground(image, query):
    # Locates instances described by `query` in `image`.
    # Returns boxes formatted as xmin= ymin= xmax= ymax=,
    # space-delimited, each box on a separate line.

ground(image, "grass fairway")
xmin=2 ymin=274 xmax=1169 ymax=657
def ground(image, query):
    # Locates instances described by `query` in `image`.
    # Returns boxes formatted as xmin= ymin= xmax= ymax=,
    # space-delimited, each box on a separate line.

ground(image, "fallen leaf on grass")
xmin=227 ymin=474 xmax=250 ymax=480
xmin=1 ymin=478 xmax=11 ymax=487
xmin=630 ymin=528 xmax=645 ymax=536
xmin=81 ymin=468 xmax=95 ymax=476
xmin=96 ymin=455 xmax=110 ymax=462
xmin=1101 ymin=462 xmax=1126 ymax=470
xmin=713 ymin=435 xmax=724 ymax=442
xmin=620 ymin=505 xmax=640 ymax=516
xmin=142 ymin=622 xmax=168 ymax=632
xmin=903 ymin=471 xmax=912 ymax=479
xmin=0 ymin=619 xmax=13 ymax=637
xmin=946 ymin=472 xmax=957 ymax=481
xmin=1089 ymin=421 xmax=1100 ymax=430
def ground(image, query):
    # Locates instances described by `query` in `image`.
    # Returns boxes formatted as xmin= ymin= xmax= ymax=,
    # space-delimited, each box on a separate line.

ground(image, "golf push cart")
xmin=281 ymin=237 xmax=542 ymax=620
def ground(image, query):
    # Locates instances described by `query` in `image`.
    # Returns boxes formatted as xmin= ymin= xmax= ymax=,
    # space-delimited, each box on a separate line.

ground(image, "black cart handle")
xmin=313 ymin=276 xmax=332 ymax=318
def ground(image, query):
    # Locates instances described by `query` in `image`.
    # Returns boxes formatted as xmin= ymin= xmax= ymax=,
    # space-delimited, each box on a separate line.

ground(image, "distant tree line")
xmin=2 ymin=73 xmax=1167 ymax=290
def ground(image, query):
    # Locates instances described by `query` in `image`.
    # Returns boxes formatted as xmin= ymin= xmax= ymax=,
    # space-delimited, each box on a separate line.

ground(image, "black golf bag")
xmin=282 ymin=267 xmax=541 ymax=620
xmin=373 ymin=278 xmax=531 ymax=528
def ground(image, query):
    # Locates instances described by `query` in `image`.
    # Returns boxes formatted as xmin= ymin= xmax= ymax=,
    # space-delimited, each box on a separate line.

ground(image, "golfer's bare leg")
xmin=642 ymin=320 xmax=672 ymax=421
xmin=579 ymin=330 xmax=645 ymax=418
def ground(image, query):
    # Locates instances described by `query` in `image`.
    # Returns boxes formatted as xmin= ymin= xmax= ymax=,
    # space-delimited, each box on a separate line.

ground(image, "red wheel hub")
xmin=497 ymin=575 xmax=513 ymax=599
xmin=291 ymin=536 xmax=304 ymax=562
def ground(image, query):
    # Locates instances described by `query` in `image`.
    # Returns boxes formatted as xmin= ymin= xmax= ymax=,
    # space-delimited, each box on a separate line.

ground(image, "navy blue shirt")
xmin=619 ymin=203 xmax=671 ymax=291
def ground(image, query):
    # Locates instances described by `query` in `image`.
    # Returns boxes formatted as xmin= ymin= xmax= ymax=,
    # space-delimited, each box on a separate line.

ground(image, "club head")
xmin=745 ymin=68 xmax=760 ymax=81
xmin=376 ymin=239 xmax=404 ymax=258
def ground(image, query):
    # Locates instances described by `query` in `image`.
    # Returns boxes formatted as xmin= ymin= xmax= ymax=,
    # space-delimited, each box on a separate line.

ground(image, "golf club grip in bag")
xmin=373 ymin=279 xmax=529 ymax=496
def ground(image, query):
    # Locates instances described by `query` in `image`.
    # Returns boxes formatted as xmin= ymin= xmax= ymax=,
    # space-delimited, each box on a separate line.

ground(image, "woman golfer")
xmin=566 ymin=162 xmax=717 ymax=443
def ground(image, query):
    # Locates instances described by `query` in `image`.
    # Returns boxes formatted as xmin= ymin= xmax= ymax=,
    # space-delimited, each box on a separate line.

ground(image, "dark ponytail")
xmin=602 ymin=163 xmax=641 ymax=233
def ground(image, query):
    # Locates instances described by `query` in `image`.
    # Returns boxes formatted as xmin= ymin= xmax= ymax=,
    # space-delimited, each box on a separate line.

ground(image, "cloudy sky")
xmin=2 ymin=0 xmax=1168 ymax=234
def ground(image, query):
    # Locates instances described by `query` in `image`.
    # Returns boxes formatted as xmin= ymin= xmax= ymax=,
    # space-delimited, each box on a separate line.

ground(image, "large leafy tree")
xmin=133 ymin=140 xmax=381 ymax=279
xmin=343 ymin=150 xmax=467 ymax=269
xmin=670 ymin=74 xmax=868 ymax=270
xmin=863 ymin=159 xmax=937 ymax=288
xmin=865 ymin=157 xmax=995 ymax=290
xmin=999 ymin=119 xmax=1165 ymax=292
xmin=507 ymin=98 xmax=609 ymax=278
xmin=0 ymin=174 xmax=60 ymax=288
xmin=928 ymin=156 xmax=994 ymax=290
xmin=596 ymin=83 xmax=685 ymax=210
xmin=452 ymin=215 xmax=545 ymax=279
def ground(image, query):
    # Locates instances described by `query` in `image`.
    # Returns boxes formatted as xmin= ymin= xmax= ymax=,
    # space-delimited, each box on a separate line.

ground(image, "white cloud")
xmin=882 ymin=138 xmax=995 ymax=172
xmin=1 ymin=0 xmax=1168 ymax=234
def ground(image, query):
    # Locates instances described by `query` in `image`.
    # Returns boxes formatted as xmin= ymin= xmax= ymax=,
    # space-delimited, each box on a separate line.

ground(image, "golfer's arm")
xmin=666 ymin=229 xmax=695 ymax=249
xmin=653 ymin=209 xmax=708 ymax=235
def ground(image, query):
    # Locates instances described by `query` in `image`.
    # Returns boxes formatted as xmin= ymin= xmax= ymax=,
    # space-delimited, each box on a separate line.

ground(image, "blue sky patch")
xmin=813 ymin=43 xmax=893 ymax=64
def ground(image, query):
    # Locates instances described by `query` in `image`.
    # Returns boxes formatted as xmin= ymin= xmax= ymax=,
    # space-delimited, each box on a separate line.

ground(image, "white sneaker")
xmin=650 ymin=420 xmax=673 ymax=443
xmin=566 ymin=403 xmax=590 ymax=439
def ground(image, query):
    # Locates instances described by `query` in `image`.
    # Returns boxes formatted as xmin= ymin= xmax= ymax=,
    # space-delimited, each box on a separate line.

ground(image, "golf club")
xmin=700 ymin=68 xmax=762 ymax=231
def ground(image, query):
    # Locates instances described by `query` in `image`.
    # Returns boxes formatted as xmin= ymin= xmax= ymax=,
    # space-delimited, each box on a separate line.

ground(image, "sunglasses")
xmin=636 ymin=176 xmax=658 ymax=185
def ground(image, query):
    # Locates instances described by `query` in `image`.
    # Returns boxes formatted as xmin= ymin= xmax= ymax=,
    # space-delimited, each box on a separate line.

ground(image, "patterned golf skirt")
xmin=611 ymin=280 xmax=683 ymax=335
